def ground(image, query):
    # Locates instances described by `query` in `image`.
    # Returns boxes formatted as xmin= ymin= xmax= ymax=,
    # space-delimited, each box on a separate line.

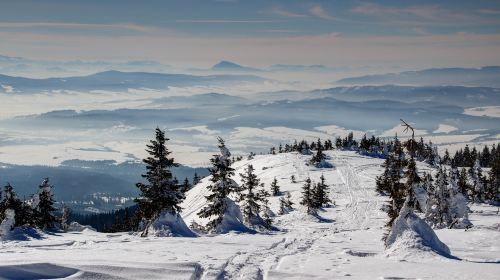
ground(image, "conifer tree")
xmin=181 ymin=178 xmax=191 ymax=194
xmin=312 ymin=174 xmax=331 ymax=208
xmin=310 ymin=142 xmax=326 ymax=167
xmin=198 ymin=137 xmax=238 ymax=232
xmin=135 ymin=128 xmax=183 ymax=233
xmin=36 ymin=178 xmax=57 ymax=230
xmin=458 ymin=168 xmax=470 ymax=198
xmin=468 ymin=159 xmax=485 ymax=202
xmin=486 ymin=150 xmax=500 ymax=202
xmin=300 ymin=177 xmax=315 ymax=214
xmin=270 ymin=177 xmax=281 ymax=196
xmin=238 ymin=164 xmax=263 ymax=224
xmin=278 ymin=192 xmax=294 ymax=215
xmin=257 ymin=183 xmax=273 ymax=228
xmin=425 ymin=167 xmax=451 ymax=228
xmin=290 ymin=175 xmax=296 ymax=183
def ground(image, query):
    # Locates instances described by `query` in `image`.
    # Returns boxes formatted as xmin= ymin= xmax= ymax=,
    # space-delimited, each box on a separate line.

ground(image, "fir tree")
xmin=278 ymin=192 xmax=294 ymax=215
xmin=486 ymin=150 xmax=500 ymax=203
xmin=181 ymin=178 xmax=191 ymax=194
xmin=257 ymin=183 xmax=273 ymax=228
xmin=134 ymin=128 xmax=183 ymax=234
xmin=300 ymin=177 xmax=315 ymax=214
xmin=310 ymin=142 xmax=327 ymax=167
xmin=312 ymin=174 xmax=331 ymax=208
xmin=425 ymin=167 xmax=451 ymax=228
xmin=468 ymin=159 xmax=485 ymax=202
xmin=270 ymin=177 xmax=281 ymax=196
xmin=197 ymin=137 xmax=238 ymax=232
xmin=458 ymin=168 xmax=470 ymax=198
xmin=36 ymin=178 xmax=57 ymax=230
xmin=238 ymin=164 xmax=263 ymax=224
xmin=290 ymin=175 xmax=296 ymax=183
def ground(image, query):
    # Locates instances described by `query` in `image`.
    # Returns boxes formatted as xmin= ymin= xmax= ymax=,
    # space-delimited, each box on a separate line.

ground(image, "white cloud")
xmin=309 ymin=5 xmax=338 ymax=21
xmin=269 ymin=7 xmax=307 ymax=18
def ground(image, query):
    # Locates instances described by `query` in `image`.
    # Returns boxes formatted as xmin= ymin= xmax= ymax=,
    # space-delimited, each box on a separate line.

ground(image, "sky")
xmin=1 ymin=0 xmax=500 ymax=69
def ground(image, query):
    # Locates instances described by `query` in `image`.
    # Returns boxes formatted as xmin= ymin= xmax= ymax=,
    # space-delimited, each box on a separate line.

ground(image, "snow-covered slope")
xmin=1 ymin=151 xmax=499 ymax=279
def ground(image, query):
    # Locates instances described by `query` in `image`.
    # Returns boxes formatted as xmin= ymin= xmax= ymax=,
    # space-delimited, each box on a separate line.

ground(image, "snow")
xmin=433 ymin=124 xmax=458 ymax=134
xmin=1 ymin=151 xmax=499 ymax=279
xmin=385 ymin=203 xmax=451 ymax=259
xmin=145 ymin=211 xmax=197 ymax=237
xmin=463 ymin=106 xmax=500 ymax=118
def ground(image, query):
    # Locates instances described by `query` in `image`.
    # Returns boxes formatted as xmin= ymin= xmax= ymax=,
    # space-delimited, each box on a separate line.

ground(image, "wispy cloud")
xmin=0 ymin=22 xmax=160 ymax=33
xmin=269 ymin=7 xmax=307 ymax=18
xmin=308 ymin=5 xmax=338 ymax=21
xmin=477 ymin=9 xmax=500 ymax=15
xmin=351 ymin=3 xmax=500 ymax=26
xmin=175 ymin=19 xmax=277 ymax=23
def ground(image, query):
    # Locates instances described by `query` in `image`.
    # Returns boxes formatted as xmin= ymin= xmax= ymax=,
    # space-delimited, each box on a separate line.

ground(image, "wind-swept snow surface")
xmin=1 ymin=151 xmax=499 ymax=279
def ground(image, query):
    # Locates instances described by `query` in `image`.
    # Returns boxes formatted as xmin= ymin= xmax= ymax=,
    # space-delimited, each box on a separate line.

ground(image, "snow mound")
xmin=215 ymin=198 xmax=254 ymax=234
xmin=67 ymin=222 xmax=96 ymax=232
xmin=0 ymin=209 xmax=15 ymax=240
xmin=147 ymin=211 xmax=197 ymax=237
xmin=386 ymin=206 xmax=451 ymax=259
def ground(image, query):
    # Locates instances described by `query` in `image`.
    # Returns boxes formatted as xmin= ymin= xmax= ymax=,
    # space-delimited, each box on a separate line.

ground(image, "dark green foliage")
xmin=134 ymin=128 xmax=183 ymax=231
xmin=270 ymin=177 xmax=280 ymax=196
xmin=312 ymin=174 xmax=331 ymax=208
xmin=197 ymin=137 xmax=237 ymax=232
xmin=36 ymin=178 xmax=57 ymax=230
xmin=300 ymin=177 xmax=315 ymax=214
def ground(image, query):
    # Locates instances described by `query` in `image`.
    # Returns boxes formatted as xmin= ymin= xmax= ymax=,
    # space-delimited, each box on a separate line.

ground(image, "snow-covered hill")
xmin=1 ymin=151 xmax=499 ymax=279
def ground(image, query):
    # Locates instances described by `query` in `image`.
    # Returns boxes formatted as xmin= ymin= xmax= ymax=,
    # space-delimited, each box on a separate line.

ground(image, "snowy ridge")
xmin=1 ymin=151 xmax=499 ymax=279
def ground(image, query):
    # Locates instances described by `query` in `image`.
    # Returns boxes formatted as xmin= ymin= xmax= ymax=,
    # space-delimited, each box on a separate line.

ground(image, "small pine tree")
xmin=134 ymin=128 xmax=183 ymax=236
xmin=238 ymin=164 xmax=263 ymax=225
xmin=312 ymin=174 xmax=331 ymax=208
xmin=300 ymin=178 xmax=315 ymax=214
xmin=468 ymin=159 xmax=485 ymax=202
xmin=258 ymin=183 xmax=273 ymax=228
xmin=458 ymin=168 xmax=469 ymax=198
xmin=60 ymin=205 xmax=72 ymax=232
xmin=310 ymin=142 xmax=326 ymax=167
xmin=181 ymin=178 xmax=191 ymax=194
xmin=197 ymin=137 xmax=238 ymax=232
xmin=278 ymin=192 xmax=294 ymax=215
xmin=290 ymin=175 xmax=296 ymax=183
xmin=270 ymin=177 xmax=281 ymax=196
xmin=36 ymin=178 xmax=57 ymax=230
xmin=425 ymin=167 xmax=451 ymax=228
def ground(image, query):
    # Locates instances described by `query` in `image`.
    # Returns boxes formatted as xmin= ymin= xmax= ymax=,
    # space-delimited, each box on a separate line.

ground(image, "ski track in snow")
xmin=1 ymin=151 xmax=499 ymax=279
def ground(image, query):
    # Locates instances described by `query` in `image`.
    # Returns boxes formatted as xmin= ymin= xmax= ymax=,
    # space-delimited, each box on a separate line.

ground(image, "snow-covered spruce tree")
xmin=458 ymin=168 xmax=470 ymax=198
xmin=447 ymin=167 xmax=472 ymax=228
xmin=134 ymin=128 xmax=185 ymax=236
xmin=60 ymin=205 xmax=72 ymax=232
xmin=384 ymin=156 xmax=420 ymax=242
xmin=270 ymin=177 xmax=281 ymax=196
xmin=290 ymin=175 xmax=296 ymax=183
xmin=258 ymin=183 xmax=273 ymax=228
xmin=468 ymin=159 xmax=486 ymax=202
xmin=278 ymin=192 xmax=294 ymax=215
xmin=300 ymin=177 xmax=316 ymax=214
xmin=35 ymin=178 xmax=57 ymax=230
xmin=0 ymin=183 xmax=33 ymax=228
xmin=425 ymin=167 xmax=452 ymax=228
xmin=312 ymin=174 xmax=331 ymax=208
xmin=310 ymin=142 xmax=327 ymax=167
xmin=198 ymin=137 xmax=240 ymax=233
xmin=487 ymin=152 xmax=500 ymax=203
xmin=238 ymin=164 xmax=264 ymax=226
xmin=376 ymin=136 xmax=406 ymax=195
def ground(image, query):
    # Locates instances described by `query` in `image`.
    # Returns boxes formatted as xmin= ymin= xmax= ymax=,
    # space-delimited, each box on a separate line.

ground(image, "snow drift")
xmin=145 ymin=211 xmax=197 ymax=237
xmin=386 ymin=204 xmax=451 ymax=259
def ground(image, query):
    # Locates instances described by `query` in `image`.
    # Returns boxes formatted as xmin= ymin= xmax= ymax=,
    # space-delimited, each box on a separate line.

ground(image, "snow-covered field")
xmin=1 ymin=151 xmax=499 ymax=279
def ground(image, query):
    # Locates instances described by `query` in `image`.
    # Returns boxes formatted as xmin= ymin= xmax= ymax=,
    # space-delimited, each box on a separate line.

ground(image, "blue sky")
xmin=1 ymin=0 xmax=499 ymax=68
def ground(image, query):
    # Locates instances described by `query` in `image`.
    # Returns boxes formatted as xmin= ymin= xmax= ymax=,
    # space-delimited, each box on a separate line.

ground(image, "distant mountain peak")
xmin=211 ymin=61 xmax=259 ymax=72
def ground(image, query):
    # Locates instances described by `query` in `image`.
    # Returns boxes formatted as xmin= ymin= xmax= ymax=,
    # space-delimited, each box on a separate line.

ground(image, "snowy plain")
xmin=1 ymin=151 xmax=498 ymax=279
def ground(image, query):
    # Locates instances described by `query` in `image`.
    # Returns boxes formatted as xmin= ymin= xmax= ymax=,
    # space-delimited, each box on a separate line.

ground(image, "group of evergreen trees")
xmin=375 ymin=135 xmax=499 ymax=242
xmin=270 ymin=133 xmax=440 ymax=166
xmin=300 ymin=175 xmax=331 ymax=214
xmin=0 ymin=178 xmax=60 ymax=234
xmin=444 ymin=144 xmax=499 ymax=168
